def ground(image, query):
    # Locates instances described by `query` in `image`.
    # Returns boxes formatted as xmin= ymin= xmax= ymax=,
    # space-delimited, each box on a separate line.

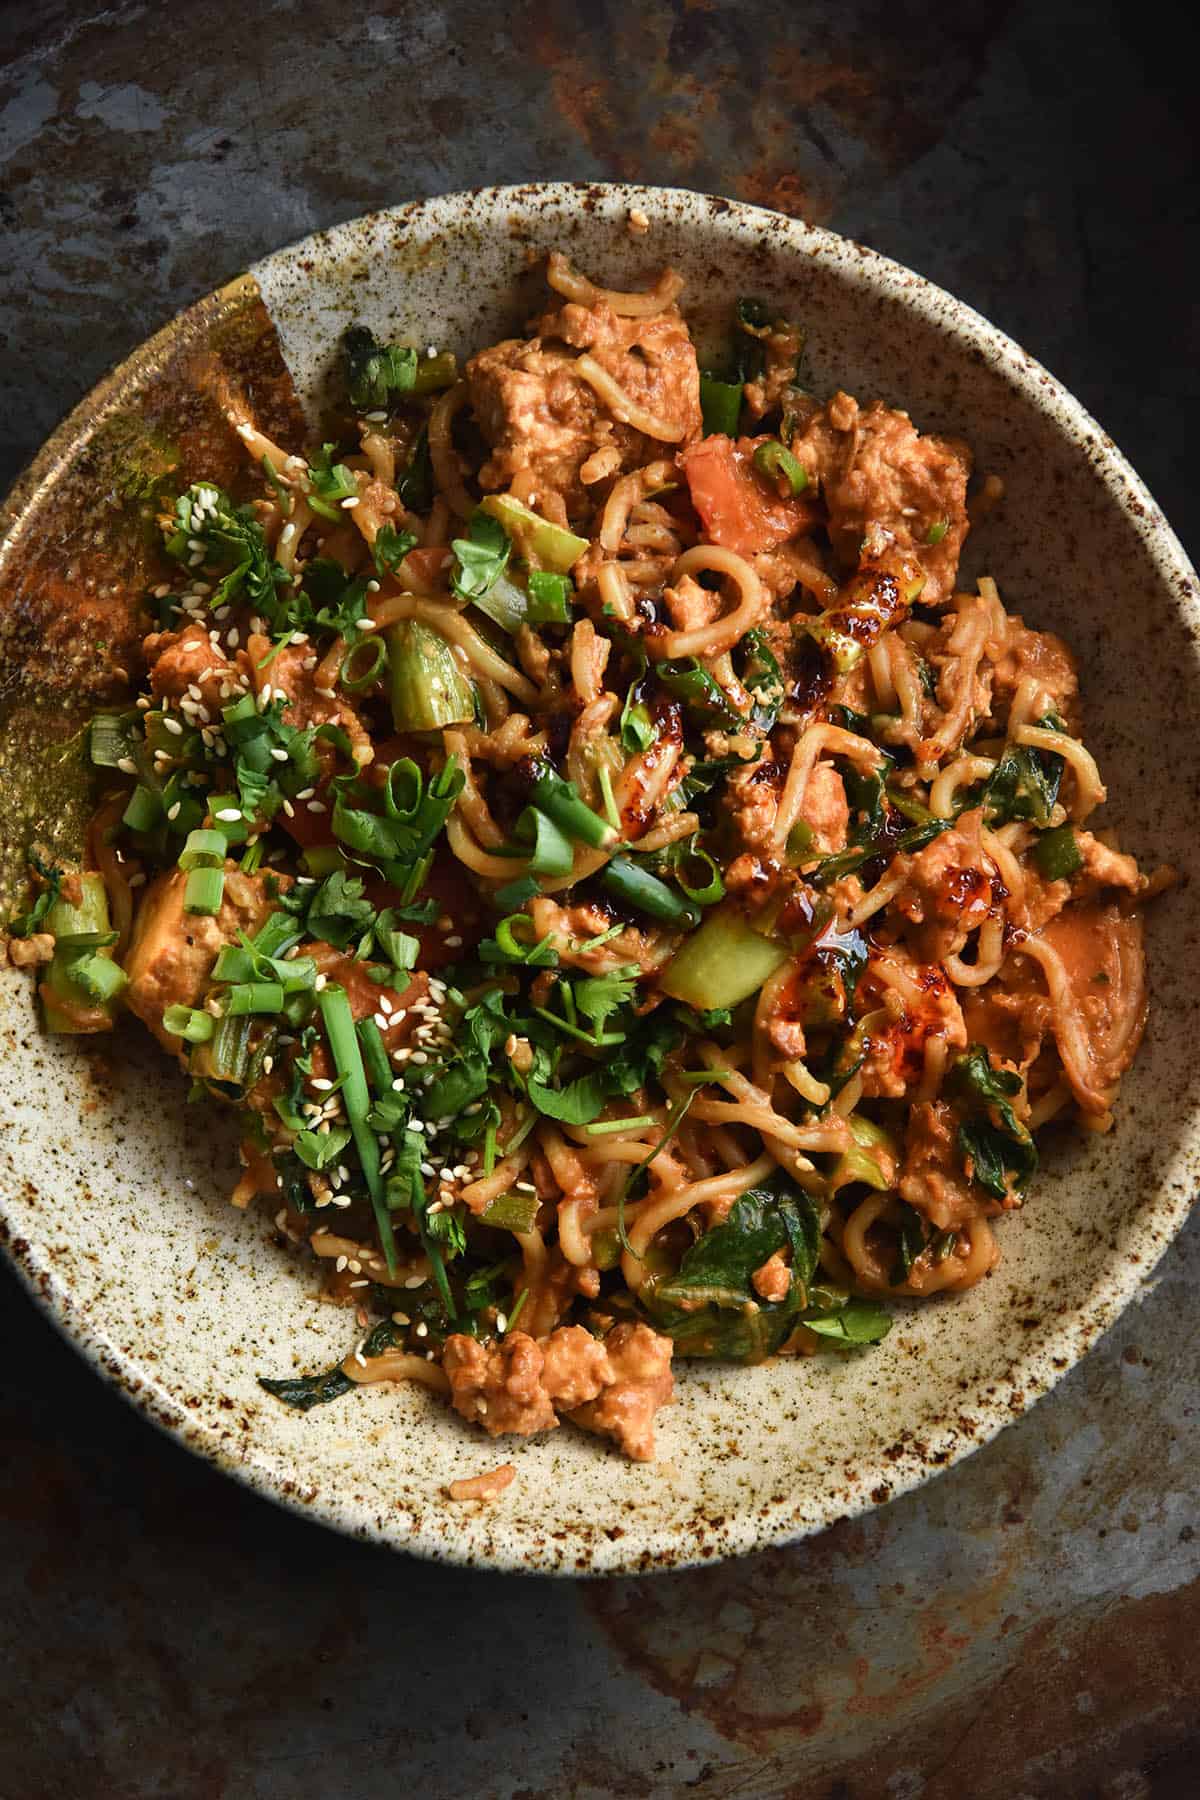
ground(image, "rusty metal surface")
xmin=1 ymin=0 xmax=1197 ymax=1794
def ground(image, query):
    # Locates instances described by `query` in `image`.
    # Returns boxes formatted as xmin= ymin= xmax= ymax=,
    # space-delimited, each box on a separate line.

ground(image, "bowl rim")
xmin=3 ymin=179 xmax=1198 ymax=1576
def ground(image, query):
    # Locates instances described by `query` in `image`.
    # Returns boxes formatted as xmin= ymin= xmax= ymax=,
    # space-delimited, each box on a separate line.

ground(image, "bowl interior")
xmin=2 ymin=184 xmax=1197 ymax=1574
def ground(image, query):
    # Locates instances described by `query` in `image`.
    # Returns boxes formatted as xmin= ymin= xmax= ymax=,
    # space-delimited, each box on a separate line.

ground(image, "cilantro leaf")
xmin=374 ymin=525 xmax=417 ymax=578
xmin=343 ymin=326 xmax=418 ymax=410
xmin=450 ymin=511 xmax=511 ymax=606
xmin=526 ymin=1068 xmax=611 ymax=1125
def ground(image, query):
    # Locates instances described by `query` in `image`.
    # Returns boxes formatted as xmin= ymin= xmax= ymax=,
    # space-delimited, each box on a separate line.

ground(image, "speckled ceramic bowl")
xmin=1 ymin=184 xmax=1197 ymax=1575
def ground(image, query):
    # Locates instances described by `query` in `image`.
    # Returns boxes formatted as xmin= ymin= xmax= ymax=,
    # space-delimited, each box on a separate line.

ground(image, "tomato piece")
xmin=680 ymin=434 xmax=815 ymax=555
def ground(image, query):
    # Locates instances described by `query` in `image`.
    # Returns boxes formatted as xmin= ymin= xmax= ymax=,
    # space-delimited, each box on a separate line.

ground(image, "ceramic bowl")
xmin=1 ymin=183 xmax=1197 ymax=1575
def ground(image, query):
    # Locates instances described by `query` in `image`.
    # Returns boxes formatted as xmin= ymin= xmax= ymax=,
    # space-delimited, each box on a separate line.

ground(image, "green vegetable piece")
xmin=258 ymin=1366 xmax=355 ymax=1412
xmin=89 ymin=711 xmax=138 ymax=770
xmin=947 ymin=1045 xmax=1038 ymax=1201
xmin=658 ymin=906 xmax=788 ymax=1011
xmin=479 ymin=493 xmax=588 ymax=575
xmin=122 ymin=783 xmax=162 ymax=834
xmin=831 ymin=1113 xmax=896 ymax=1193
xmin=699 ymin=374 xmax=742 ymax=437
xmin=601 ymin=855 xmax=700 ymax=929
xmin=163 ymin=1004 xmax=215 ymax=1044
xmin=926 ymin=519 xmax=949 ymax=544
xmin=495 ymin=874 xmax=540 ymax=912
xmin=753 ymin=439 xmax=809 ymax=495
xmin=470 ymin=569 xmax=529 ymax=635
xmin=1035 ymin=823 xmax=1083 ymax=880
xmin=515 ymin=806 xmax=574 ymax=877
xmin=451 ymin=510 xmax=512 ymax=607
xmin=339 ymin=634 xmax=389 ymax=693
xmin=526 ymin=570 xmax=573 ymax=624
xmin=802 ymin=1298 xmax=893 ymax=1344
xmin=528 ymin=767 xmax=617 ymax=850
xmin=319 ymin=983 xmax=395 ymax=1273
xmin=387 ymin=620 xmax=475 ymax=733
xmin=183 ymin=865 xmax=225 ymax=916
xmin=224 ymin=980 xmax=284 ymax=1015
xmin=480 ymin=1191 xmax=541 ymax=1233
xmin=178 ymin=828 xmax=228 ymax=870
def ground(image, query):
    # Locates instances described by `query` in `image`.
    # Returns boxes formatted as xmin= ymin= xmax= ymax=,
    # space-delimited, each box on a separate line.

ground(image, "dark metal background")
xmin=2 ymin=2 xmax=1197 ymax=1794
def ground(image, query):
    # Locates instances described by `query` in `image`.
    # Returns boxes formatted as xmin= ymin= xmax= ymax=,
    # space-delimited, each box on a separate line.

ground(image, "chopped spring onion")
xmin=163 ymin=1004 xmax=215 ymax=1043
xmin=339 ymin=634 xmax=389 ymax=692
xmin=926 ymin=520 xmax=949 ymax=545
xmin=89 ymin=711 xmax=137 ymax=769
xmin=495 ymin=874 xmax=540 ymax=912
xmin=178 ymin=828 xmax=227 ymax=870
xmin=529 ymin=767 xmax=617 ymax=850
xmin=356 ymin=1017 xmax=394 ymax=1096
xmin=526 ymin=570 xmax=573 ymax=624
xmin=601 ymin=855 xmax=701 ymax=928
xmin=675 ymin=844 xmax=725 ymax=906
xmin=224 ymin=980 xmax=284 ymax=1015
xmin=659 ymin=905 xmax=789 ymax=1010
xmin=387 ymin=620 xmax=475 ymax=733
xmin=699 ymin=374 xmax=742 ymax=437
xmin=318 ymin=983 xmax=395 ymax=1274
xmin=753 ymin=438 xmax=809 ymax=495
xmin=194 ymin=1012 xmax=254 ymax=1089
xmin=480 ymin=1191 xmax=541 ymax=1233
xmin=69 ymin=952 xmax=128 ymax=1004
xmin=596 ymin=764 xmax=621 ymax=832
xmin=1035 ymin=823 xmax=1083 ymax=880
xmin=515 ymin=806 xmax=574 ymax=877
xmin=183 ymin=865 xmax=225 ymax=915
xmin=40 ymin=874 xmax=122 ymax=1033
xmin=122 ymin=783 xmax=162 ymax=834
xmin=160 ymin=774 xmax=205 ymax=837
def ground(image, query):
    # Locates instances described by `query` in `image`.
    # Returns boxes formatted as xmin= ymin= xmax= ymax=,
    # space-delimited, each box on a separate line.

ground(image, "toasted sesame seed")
xmin=215 ymin=806 xmax=242 ymax=823
xmin=226 ymin=627 xmax=240 ymax=648
xmin=496 ymin=1313 xmax=508 ymax=1335
xmin=404 ymin=1275 xmax=425 ymax=1289
xmin=335 ymin=1255 xmax=348 ymax=1273
xmin=340 ymin=496 xmax=360 ymax=510
xmin=306 ymin=800 xmax=327 ymax=814
xmin=349 ymin=1279 xmax=369 ymax=1288
xmin=391 ymin=1311 xmax=410 ymax=1326
xmin=270 ymin=746 xmax=289 ymax=762
xmin=311 ymin=1077 xmax=333 ymax=1091
xmin=314 ymin=973 xmax=327 ymax=992
xmin=415 ymin=1322 xmax=428 ymax=1338
xmin=162 ymin=715 xmax=184 ymax=736
xmin=295 ymin=787 xmax=315 ymax=800
xmin=444 ymin=935 xmax=463 ymax=948
xmin=127 ymin=871 xmax=146 ymax=889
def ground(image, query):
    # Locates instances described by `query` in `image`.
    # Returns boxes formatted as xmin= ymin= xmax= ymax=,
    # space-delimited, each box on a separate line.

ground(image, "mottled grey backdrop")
xmin=1 ymin=2 xmax=1197 ymax=1796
